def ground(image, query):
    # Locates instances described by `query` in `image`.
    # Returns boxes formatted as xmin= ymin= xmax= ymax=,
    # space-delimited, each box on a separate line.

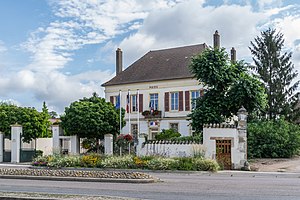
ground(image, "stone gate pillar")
xmin=11 ymin=124 xmax=22 ymax=163
xmin=237 ymin=106 xmax=248 ymax=169
xmin=0 ymin=132 xmax=3 ymax=162
xmin=104 ymin=134 xmax=113 ymax=155
xmin=52 ymin=125 xmax=61 ymax=154
xmin=70 ymin=135 xmax=80 ymax=155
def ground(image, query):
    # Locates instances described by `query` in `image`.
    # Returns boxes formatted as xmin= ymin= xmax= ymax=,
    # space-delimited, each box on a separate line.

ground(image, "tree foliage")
xmin=61 ymin=93 xmax=125 ymax=141
xmin=0 ymin=102 xmax=50 ymax=142
xmin=249 ymin=28 xmax=300 ymax=121
xmin=48 ymin=111 xmax=58 ymax=118
xmin=248 ymin=119 xmax=300 ymax=158
xmin=155 ymin=129 xmax=181 ymax=140
xmin=41 ymin=102 xmax=52 ymax=138
xmin=189 ymin=48 xmax=266 ymax=132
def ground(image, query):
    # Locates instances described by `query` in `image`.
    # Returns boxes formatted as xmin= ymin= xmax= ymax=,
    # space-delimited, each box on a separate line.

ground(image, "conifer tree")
xmin=249 ymin=28 xmax=299 ymax=121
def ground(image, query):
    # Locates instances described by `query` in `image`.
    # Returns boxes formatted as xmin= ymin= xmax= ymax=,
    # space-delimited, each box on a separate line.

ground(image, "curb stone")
xmin=0 ymin=168 xmax=158 ymax=183
xmin=0 ymin=175 xmax=158 ymax=183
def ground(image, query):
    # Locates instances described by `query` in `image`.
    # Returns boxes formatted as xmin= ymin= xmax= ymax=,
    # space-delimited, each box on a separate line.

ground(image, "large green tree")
xmin=61 ymin=93 xmax=125 ymax=149
xmin=189 ymin=48 xmax=266 ymax=132
xmin=0 ymin=102 xmax=49 ymax=142
xmin=249 ymin=28 xmax=299 ymax=121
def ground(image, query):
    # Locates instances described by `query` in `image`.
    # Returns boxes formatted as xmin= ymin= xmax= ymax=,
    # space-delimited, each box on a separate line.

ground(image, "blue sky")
xmin=0 ymin=0 xmax=300 ymax=114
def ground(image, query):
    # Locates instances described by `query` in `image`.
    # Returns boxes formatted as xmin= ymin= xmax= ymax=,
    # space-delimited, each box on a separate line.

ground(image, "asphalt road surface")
xmin=0 ymin=171 xmax=299 ymax=200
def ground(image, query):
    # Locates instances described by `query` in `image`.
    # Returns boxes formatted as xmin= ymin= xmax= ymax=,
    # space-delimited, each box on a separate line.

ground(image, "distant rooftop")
xmin=102 ymin=43 xmax=207 ymax=86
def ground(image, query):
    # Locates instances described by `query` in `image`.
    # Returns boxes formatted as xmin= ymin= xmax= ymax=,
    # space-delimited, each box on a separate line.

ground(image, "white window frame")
xmin=131 ymin=95 xmax=138 ymax=112
xmin=169 ymin=122 xmax=179 ymax=132
xmin=170 ymin=92 xmax=179 ymax=111
xmin=149 ymin=93 xmax=159 ymax=110
xmin=190 ymin=90 xmax=200 ymax=110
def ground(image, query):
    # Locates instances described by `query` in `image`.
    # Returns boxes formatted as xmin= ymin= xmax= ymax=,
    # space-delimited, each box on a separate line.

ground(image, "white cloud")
xmin=0 ymin=41 xmax=7 ymax=53
xmin=15 ymin=0 xmax=184 ymax=112
xmin=119 ymin=1 xmax=266 ymax=66
xmin=273 ymin=11 xmax=300 ymax=70
xmin=2 ymin=0 xmax=300 ymax=113
xmin=258 ymin=0 xmax=283 ymax=10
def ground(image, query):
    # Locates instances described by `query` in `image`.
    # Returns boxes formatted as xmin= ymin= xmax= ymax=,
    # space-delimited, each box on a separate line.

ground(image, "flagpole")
xmin=137 ymin=89 xmax=140 ymax=137
xmin=119 ymin=90 xmax=122 ymax=134
xmin=128 ymin=89 xmax=131 ymax=134
xmin=128 ymin=89 xmax=131 ymax=155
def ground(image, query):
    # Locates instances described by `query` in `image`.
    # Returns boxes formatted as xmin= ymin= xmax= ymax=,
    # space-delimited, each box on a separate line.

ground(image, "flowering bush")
xmin=133 ymin=156 xmax=148 ymax=168
xmin=116 ymin=134 xmax=133 ymax=147
xmin=142 ymin=110 xmax=161 ymax=116
xmin=80 ymin=153 xmax=101 ymax=167
xmin=101 ymin=155 xmax=135 ymax=169
xmin=146 ymin=157 xmax=178 ymax=170
xmin=32 ymin=154 xmax=219 ymax=172
xmin=32 ymin=156 xmax=48 ymax=166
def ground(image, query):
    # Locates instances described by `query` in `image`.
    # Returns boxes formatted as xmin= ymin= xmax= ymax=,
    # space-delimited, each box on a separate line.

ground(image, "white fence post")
xmin=11 ymin=124 xmax=22 ymax=163
xmin=70 ymin=135 xmax=80 ymax=155
xmin=0 ymin=133 xmax=3 ymax=162
xmin=136 ymin=134 xmax=146 ymax=156
xmin=104 ymin=134 xmax=113 ymax=155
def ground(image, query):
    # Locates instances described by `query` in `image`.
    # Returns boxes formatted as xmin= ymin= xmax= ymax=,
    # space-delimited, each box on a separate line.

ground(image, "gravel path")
xmin=250 ymin=156 xmax=300 ymax=172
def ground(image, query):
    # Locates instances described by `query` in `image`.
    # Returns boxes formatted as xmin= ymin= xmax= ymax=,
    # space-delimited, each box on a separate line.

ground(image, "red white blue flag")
xmin=126 ymin=90 xmax=130 ymax=113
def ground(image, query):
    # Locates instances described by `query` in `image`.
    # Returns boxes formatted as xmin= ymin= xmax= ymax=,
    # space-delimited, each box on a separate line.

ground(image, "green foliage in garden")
xmin=61 ymin=93 xmax=126 ymax=152
xmin=155 ymin=129 xmax=181 ymax=140
xmin=248 ymin=119 xmax=300 ymax=158
xmin=189 ymin=48 xmax=267 ymax=132
xmin=0 ymin=102 xmax=51 ymax=142
xmin=32 ymin=154 xmax=219 ymax=172
xmin=170 ymin=135 xmax=202 ymax=143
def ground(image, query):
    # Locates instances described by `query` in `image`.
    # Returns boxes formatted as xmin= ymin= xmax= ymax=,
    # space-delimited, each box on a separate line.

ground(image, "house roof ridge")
xmin=102 ymin=43 xmax=207 ymax=87
xmin=149 ymin=43 xmax=206 ymax=52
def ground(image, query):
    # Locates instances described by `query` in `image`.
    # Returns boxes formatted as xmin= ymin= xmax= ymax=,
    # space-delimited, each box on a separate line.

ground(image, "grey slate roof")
xmin=102 ymin=43 xmax=207 ymax=86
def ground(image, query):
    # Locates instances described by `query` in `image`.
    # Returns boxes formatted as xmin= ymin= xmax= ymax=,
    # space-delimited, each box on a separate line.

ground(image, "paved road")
xmin=0 ymin=171 xmax=300 ymax=200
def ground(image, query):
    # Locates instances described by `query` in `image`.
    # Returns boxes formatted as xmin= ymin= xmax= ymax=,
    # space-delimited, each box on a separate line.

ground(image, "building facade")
xmin=102 ymin=31 xmax=231 ymax=141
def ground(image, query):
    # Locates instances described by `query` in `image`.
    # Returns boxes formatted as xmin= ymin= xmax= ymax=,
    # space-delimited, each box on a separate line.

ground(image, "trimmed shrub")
xmin=248 ymin=119 xmax=300 ymax=158
xmin=171 ymin=135 xmax=202 ymax=143
xmin=155 ymin=129 xmax=181 ymax=140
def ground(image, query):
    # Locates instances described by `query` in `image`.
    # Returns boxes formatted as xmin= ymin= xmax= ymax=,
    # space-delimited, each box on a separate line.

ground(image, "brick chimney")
xmin=213 ymin=30 xmax=220 ymax=49
xmin=231 ymin=47 xmax=236 ymax=63
xmin=116 ymin=48 xmax=123 ymax=75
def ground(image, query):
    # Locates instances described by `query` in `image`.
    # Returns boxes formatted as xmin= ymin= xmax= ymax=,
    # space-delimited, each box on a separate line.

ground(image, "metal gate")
xmin=20 ymin=139 xmax=36 ymax=162
xmin=3 ymin=135 xmax=11 ymax=162
xmin=216 ymin=139 xmax=232 ymax=170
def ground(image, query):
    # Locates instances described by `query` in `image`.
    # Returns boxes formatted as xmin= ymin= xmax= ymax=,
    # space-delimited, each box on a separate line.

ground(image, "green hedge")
xmin=247 ymin=119 xmax=300 ymax=158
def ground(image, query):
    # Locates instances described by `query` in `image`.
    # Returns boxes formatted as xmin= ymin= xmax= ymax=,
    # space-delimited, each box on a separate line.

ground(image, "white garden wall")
xmin=36 ymin=138 xmax=53 ymax=156
xmin=137 ymin=140 xmax=204 ymax=157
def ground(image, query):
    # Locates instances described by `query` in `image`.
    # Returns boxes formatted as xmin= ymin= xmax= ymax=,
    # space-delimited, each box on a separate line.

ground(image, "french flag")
xmin=150 ymin=121 xmax=157 ymax=126
xmin=149 ymin=101 xmax=154 ymax=114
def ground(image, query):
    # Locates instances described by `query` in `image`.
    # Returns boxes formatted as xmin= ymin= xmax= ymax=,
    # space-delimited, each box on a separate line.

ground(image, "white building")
xmin=102 ymin=31 xmax=235 ymax=141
